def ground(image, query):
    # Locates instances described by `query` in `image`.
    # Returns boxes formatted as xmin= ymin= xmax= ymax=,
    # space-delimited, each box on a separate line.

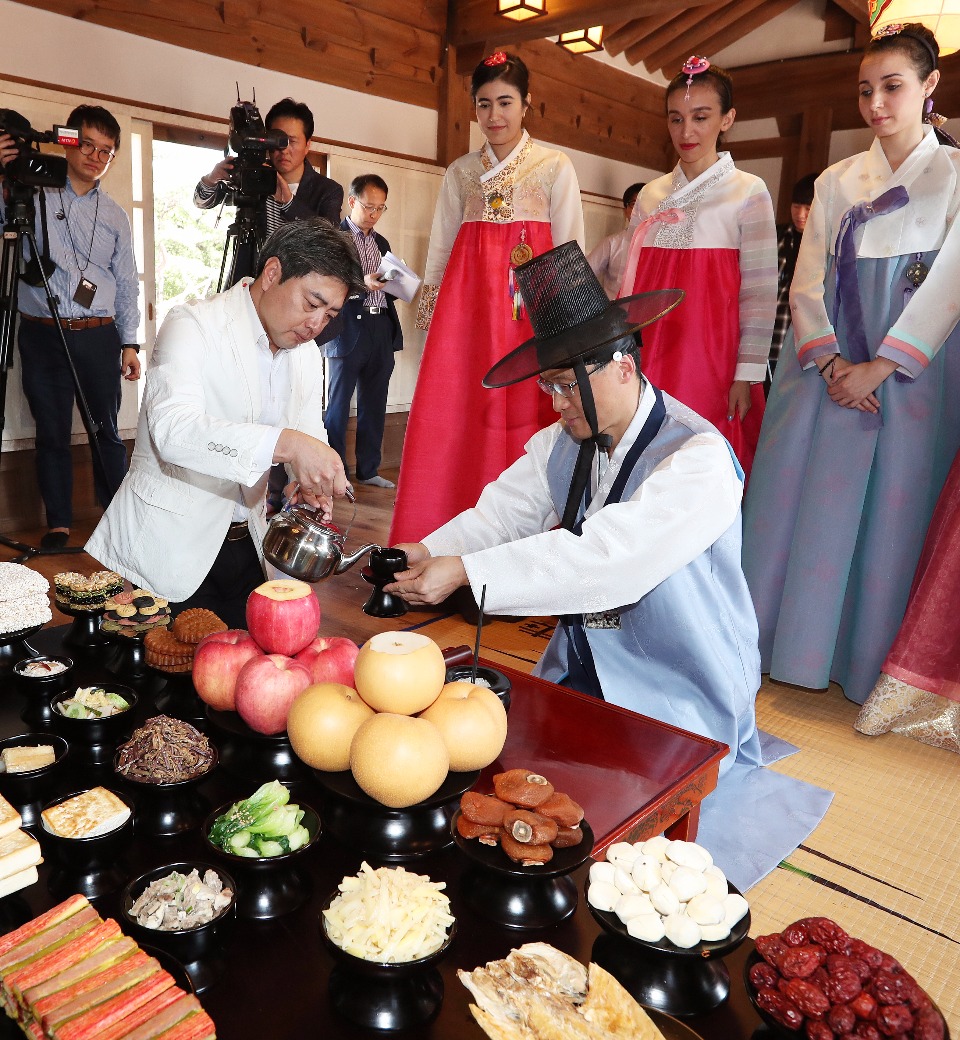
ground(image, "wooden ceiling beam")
xmin=828 ymin=0 xmax=869 ymax=23
xmin=650 ymin=0 xmax=797 ymax=75
xmin=450 ymin=0 xmax=720 ymax=48
xmin=603 ymin=10 xmax=678 ymax=58
xmin=823 ymin=1 xmax=856 ymax=43
xmin=642 ymin=0 xmax=770 ymax=73
xmin=624 ymin=1 xmax=730 ymax=67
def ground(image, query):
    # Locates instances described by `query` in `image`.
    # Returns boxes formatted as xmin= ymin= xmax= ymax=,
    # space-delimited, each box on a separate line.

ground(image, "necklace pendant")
xmin=510 ymin=242 xmax=534 ymax=266
xmin=905 ymin=259 xmax=929 ymax=288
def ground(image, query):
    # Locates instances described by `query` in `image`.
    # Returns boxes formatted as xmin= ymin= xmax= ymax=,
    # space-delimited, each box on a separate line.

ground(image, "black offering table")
xmin=0 ymin=627 xmax=767 ymax=1040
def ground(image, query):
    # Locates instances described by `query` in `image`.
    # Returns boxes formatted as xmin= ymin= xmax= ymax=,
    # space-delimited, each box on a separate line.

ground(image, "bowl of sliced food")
xmin=121 ymin=862 xmax=236 ymax=992
xmin=51 ymin=683 xmax=138 ymax=749
xmin=202 ymin=780 xmax=320 ymax=919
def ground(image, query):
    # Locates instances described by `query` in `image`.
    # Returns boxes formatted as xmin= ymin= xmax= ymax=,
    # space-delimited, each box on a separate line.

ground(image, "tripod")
xmin=216 ymin=192 xmax=267 ymax=292
xmin=0 ymin=181 xmax=108 ymax=562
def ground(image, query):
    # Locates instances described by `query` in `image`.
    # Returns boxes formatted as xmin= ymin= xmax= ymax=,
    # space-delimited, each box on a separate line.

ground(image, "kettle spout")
xmin=335 ymin=543 xmax=379 ymax=575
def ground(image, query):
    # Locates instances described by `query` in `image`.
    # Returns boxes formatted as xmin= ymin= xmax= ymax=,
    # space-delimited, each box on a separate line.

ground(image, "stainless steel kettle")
xmin=262 ymin=502 xmax=379 ymax=583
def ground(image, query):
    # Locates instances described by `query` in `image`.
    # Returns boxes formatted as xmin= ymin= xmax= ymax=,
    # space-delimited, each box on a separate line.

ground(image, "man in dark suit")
xmin=322 ymin=174 xmax=403 ymax=488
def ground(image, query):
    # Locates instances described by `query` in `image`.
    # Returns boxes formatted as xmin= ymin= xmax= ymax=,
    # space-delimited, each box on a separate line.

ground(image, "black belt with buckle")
xmin=225 ymin=521 xmax=250 ymax=542
xmin=363 ymin=305 xmax=383 ymax=315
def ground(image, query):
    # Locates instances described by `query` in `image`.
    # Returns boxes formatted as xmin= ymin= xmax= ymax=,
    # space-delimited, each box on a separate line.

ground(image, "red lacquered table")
xmin=0 ymin=629 xmax=762 ymax=1040
xmin=448 ymin=651 xmax=729 ymax=857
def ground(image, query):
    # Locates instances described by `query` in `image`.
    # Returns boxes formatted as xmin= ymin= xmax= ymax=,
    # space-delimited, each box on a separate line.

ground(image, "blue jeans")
xmin=325 ymin=313 xmax=395 ymax=481
xmin=18 ymin=319 xmax=128 ymax=528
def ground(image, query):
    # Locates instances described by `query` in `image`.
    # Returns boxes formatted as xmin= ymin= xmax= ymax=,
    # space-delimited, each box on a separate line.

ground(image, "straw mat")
xmin=412 ymin=610 xmax=960 ymax=1033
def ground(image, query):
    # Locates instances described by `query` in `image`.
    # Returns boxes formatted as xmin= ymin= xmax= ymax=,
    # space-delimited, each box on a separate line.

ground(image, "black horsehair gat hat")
xmin=482 ymin=241 xmax=685 ymax=389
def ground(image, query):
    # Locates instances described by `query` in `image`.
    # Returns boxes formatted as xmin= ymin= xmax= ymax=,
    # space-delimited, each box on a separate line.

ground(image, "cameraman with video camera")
xmin=0 ymin=104 xmax=140 ymax=551
xmin=193 ymin=98 xmax=343 ymax=234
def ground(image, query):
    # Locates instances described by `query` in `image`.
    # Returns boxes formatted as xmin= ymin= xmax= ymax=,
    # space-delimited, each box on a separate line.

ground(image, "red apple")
xmin=234 ymin=654 xmax=312 ymax=735
xmin=294 ymin=636 xmax=360 ymax=687
xmin=192 ymin=629 xmax=264 ymax=711
xmin=246 ymin=579 xmax=321 ymax=656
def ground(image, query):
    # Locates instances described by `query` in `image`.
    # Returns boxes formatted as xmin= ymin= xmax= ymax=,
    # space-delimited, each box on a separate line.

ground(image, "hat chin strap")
xmin=560 ymin=359 xmax=613 ymax=532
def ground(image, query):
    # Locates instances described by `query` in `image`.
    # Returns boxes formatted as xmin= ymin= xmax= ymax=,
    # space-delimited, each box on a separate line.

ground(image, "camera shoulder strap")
xmin=36 ymin=188 xmax=52 ymax=267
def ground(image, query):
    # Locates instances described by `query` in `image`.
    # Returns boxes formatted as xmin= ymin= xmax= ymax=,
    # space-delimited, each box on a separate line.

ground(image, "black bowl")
xmin=320 ymin=887 xmax=454 ymax=1030
xmin=121 ymin=861 xmax=236 ymax=993
xmin=114 ymin=747 xmax=218 ymax=837
xmin=315 ymin=768 xmax=479 ymax=860
xmin=50 ymin=683 xmax=139 ymax=747
xmin=14 ymin=655 xmax=74 ymax=694
xmin=0 ymin=733 xmax=68 ymax=808
xmin=743 ymin=949 xmax=951 ymax=1039
xmin=585 ymin=876 xmax=750 ymax=960
xmin=586 ymin=875 xmax=750 ymax=1016
xmin=444 ymin=665 xmax=512 ymax=713
xmin=452 ymin=810 xmax=594 ymax=929
xmin=39 ymin=786 xmax=134 ymax=897
xmin=202 ymin=798 xmax=321 ymax=919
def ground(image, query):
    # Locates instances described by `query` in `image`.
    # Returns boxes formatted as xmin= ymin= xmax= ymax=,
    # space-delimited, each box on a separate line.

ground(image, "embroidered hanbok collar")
xmin=480 ymin=130 xmax=531 ymax=182
xmin=852 ymin=125 xmax=939 ymax=199
xmin=668 ymin=150 xmax=735 ymax=199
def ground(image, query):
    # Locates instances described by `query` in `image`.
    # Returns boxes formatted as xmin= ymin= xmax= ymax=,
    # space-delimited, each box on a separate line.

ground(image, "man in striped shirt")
xmin=193 ymin=98 xmax=342 ymax=246
xmin=321 ymin=174 xmax=403 ymax=489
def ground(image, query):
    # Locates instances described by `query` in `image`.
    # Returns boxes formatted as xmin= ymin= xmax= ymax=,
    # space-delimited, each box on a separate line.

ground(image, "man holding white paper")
xmin=322 ymin=174 xmax=404 ymax=488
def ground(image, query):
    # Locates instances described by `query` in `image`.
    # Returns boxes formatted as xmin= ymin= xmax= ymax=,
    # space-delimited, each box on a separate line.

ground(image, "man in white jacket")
xmin=87 ymin=219 xmax=363 ymax=627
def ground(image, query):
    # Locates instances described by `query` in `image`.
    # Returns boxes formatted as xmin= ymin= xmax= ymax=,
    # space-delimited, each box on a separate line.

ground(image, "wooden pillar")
xmin=437 ymin=41 xmax=473 ymax=167
xmin=797 ymin=106 xmax=833 ymax=180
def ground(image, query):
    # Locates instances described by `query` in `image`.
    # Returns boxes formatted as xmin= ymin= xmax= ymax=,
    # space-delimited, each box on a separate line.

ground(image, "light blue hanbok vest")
xmin=534 ymin=391 xmax=763 ymax=776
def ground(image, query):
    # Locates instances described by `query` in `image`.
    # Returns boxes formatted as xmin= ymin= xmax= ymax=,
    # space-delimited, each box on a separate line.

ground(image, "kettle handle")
xmin=285 ymin=482 xmax=356 ymax=524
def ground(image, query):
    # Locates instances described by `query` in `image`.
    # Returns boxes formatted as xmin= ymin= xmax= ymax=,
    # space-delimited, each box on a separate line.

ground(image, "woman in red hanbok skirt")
xmin=620 ymin=58 xmax=777 ymax=479
xmin=389 ymin=52 xmax=584 ymax=543
xmin=857 ymin=452 xmax=960 ymax=754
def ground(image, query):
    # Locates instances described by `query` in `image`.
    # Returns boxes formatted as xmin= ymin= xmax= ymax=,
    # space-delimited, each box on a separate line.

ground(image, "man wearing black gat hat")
xmin=387 ymin=240 xmax=766 ymax=774
xmin=386 ymin=243 xmax=832 ymax=885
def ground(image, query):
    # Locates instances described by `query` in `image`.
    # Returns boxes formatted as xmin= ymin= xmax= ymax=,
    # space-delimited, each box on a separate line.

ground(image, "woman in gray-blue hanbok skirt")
xmin=742 ymin=23 xmax=960 ymax=705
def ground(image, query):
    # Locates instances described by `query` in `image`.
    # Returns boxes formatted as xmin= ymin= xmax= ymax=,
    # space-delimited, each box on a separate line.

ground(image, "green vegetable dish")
xmin=208 ymin=780 xmax=311 ymax=858
xmin=58 ymin=687 xmax=130 ymax=719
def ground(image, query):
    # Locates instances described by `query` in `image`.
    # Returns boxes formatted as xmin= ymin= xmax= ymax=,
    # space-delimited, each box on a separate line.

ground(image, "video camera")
xmin=0 ymin=109 xmax=77 ymax=189
xmin=225 ymin=98 xmax=288 ymax=201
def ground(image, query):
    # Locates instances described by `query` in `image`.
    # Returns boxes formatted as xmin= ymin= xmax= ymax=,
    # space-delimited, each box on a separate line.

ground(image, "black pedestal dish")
xmin=39 ymin=787 xmax=135 ymax=899
xmin=0 ymin=624 xmax=43 ymax=673
xmin=320 ymin=891 xmax=455 ymax=1031
xmin=202 ymin=801 xmax=321 ymax=919
xmin=104 ymin=632 xmax=148 ymax=680
xmin=49 ymin=683 xmax=138 ymax=767
xmin=205 ymin=706 xmax=311 ymax=783
xmin=14 ymin=655 xmax=75 ymax=728
xmin=150 ymin=672 xmax=208 ymax=726
xmin=0 ymin=733 xmax=68 ymax=828
xmin=587 ymin=879 xmax=751 ymax=1016
xmin=114 ymin=749 xmax=218 ymax=837
xmin=453 ymin=811 xmax=594 ymax=929
xmin=121 ymin=861 xmax=237 ymax=993
xmin=444 ymin=664 xmax=512 ymax=713
xmin=316 ymin=768 xmax=479 ymax=860
xmin=360 ymin=547 xmax=408 ymax=618
xmin=56 ymin=602 xmax=107 ymax=652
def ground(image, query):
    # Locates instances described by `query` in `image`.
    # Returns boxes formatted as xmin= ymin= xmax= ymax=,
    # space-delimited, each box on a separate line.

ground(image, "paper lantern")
xmin=497 ymin=0 xmax=546 ymax=21
xmin=870 ymin=1 xmax=960 ymax=55
xmin=557 ymin=27 xmax=604 ymax=53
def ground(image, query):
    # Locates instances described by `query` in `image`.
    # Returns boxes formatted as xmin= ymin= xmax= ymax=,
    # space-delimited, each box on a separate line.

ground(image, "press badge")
xmin=73 ymin=277 xmax=97 ymax=308
xmin=584 ymin=609 xmax=621 ymax=630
